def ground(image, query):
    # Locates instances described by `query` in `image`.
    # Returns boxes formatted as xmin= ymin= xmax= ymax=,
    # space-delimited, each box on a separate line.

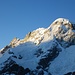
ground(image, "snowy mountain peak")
xmin=48 ymin=18 xmax=75 ymax=47
xmin=0 ymin=18 xmax=75 ymax=75
xmin=20 ymin=18 xmax=75 ymax=47
xmin=48 ymin=18 xmax=73 ymax=30
xmin=52 ymin=18 xmax=70 ymax=24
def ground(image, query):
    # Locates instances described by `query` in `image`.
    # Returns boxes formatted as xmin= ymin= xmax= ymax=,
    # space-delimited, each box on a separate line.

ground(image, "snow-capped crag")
xmin=0 ymin=18 xmax=75 ymax=75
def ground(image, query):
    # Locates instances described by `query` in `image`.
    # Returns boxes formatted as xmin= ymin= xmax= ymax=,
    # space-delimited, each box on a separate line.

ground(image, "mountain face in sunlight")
xmin=0 ymin=18 xmax=75 ymax=75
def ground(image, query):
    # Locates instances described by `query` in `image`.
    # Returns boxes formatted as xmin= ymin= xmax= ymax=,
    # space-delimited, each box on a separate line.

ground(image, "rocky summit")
xmin=0 ymin=18 xmax=75 ymax=75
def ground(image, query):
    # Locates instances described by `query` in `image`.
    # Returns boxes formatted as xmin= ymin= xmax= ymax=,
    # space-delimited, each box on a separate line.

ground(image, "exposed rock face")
xmin=0 ymin=58 xmax=30 ymax=75
xmin=0 ymin=45 xmax=10 ymax=54
xmin=9 ymin=37 xmax=20 ymax=47
xmin=0 ymin=18 xmax=75 ymax=75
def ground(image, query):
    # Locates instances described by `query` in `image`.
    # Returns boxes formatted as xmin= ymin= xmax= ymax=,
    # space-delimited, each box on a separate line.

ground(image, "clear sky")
xmin=0 ymin=0 xmax=75 ymax=49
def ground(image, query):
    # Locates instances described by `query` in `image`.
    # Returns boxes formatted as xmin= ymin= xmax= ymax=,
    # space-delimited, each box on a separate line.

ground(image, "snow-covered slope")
xmin=0 ymin=18 xmax=75 ymax=75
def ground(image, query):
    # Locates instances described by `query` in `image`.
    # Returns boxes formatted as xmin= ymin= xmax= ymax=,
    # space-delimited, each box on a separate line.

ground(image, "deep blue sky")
xmin=0 ymin=0 xmax=75 ymax=49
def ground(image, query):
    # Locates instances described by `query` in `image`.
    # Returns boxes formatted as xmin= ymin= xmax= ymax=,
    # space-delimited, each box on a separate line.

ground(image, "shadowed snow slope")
xmin=0 ymin=18 xmax=75 ymax=75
